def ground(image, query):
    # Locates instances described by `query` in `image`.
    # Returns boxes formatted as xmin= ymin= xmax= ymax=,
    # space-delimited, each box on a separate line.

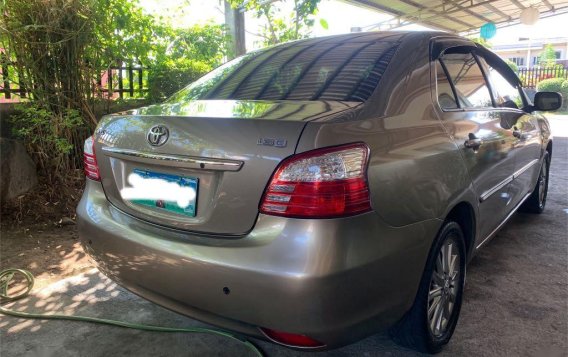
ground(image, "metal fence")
xmin=1 ymin=60 xmax=26 ymax=100
xmin=96 ymin=65 xmax=149 ymax=99
xmin=1 ymin=62 xmax=149 ymax=101
xmin=518 ymin=66 xmax=568 ymax=89
xmin=2 ymin=61 xmax=567 ymax=100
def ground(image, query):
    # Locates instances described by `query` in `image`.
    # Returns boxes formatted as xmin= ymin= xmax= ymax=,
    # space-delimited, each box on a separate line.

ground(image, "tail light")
xmin=260 ymin=327 xmax=325 ymax=348
xmin=83 ymin=136 xmax=100 ymax=181
xmin=260 ymin=143 xmax=371 ymax=218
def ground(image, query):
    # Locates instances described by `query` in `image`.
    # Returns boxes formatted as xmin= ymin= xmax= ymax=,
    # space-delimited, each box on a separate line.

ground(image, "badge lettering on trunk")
xmin=257 ymin=138 xmax=287 ymax=148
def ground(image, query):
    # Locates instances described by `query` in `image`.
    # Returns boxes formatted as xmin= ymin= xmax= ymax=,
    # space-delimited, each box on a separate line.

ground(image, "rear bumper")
xmin=77 ymin=179 xmax=441 ymax=349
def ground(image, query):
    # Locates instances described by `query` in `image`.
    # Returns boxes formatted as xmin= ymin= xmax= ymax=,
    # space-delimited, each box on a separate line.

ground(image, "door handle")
xmin=464 ymin=133 xmax=482 ymax=150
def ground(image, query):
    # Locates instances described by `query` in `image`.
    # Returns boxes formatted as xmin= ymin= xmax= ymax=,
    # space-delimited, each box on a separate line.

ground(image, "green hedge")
xmin=562 ymin=80 xmax=568 ymax=94
xmin=536 ymin=78 xmax=565 ymax=92
xmin=505 ymin=59 xmax=518 ymax=73
xmin=148 ymin=59 xmax=212 ymax=102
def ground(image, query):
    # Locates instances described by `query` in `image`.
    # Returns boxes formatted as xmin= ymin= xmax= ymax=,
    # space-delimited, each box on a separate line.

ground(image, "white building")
xmin=492 ymin=37 xmax=568 ymax=68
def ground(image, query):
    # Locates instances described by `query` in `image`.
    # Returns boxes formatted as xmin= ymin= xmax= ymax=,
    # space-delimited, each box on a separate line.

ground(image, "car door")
xmin=432 ymin=45 xmax=518 ymax=243
xmin=478 ymin=55 xmax=543 ymax=206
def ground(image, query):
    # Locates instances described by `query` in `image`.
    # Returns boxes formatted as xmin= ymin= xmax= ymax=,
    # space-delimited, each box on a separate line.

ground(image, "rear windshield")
xmin=168 ymin=38 xmax=399 ymax=103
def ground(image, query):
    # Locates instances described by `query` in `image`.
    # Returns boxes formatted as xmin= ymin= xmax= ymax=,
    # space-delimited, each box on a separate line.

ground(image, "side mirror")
xmin=532 ymin=92 xmax=563 ymax=112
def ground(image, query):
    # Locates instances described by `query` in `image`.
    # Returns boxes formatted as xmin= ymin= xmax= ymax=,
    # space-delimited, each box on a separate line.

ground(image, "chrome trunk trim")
xmin=102 ymin=147 xmax=244 ymax=171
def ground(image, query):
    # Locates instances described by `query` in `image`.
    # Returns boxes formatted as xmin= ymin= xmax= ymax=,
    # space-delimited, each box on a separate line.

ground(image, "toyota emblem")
xmin=147 ymin=125 xmax=169 ymax=146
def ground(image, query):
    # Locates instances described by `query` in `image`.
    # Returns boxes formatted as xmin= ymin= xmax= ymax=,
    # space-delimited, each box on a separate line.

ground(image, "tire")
xmin=520 ymin=151 xmax=550 ymax=214
xmin=390 ymin=221 xmax=466 ymax=354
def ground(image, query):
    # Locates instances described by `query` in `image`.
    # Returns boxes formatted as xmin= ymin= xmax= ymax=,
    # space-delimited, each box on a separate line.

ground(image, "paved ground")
xmin=1 ymin=117 xmax=567 ymax=357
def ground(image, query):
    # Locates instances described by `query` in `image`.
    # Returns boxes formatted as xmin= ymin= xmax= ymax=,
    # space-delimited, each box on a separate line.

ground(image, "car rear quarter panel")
xmin=536 ymin=113 xmax=552 ymax=151
xmin=298 ymin=35 xmax=475 ymax=228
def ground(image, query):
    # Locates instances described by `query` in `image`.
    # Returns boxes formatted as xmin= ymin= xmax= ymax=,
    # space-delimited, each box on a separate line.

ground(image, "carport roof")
xmin=346 ymin=0 xmax=568 ymax=33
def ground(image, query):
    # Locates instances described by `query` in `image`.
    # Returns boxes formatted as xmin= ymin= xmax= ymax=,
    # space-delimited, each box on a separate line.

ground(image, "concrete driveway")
xmin=1 ymin=117 xmax=567 ymax=357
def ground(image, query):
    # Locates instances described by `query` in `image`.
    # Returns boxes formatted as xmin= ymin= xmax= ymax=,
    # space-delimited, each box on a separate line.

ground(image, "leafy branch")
xmin=229 ymin=0 xmax=321 ymax=46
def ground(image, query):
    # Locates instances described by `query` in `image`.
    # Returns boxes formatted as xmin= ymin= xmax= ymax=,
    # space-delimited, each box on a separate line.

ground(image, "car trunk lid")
xmin=94 ymin=100 xmax=359 ymax=235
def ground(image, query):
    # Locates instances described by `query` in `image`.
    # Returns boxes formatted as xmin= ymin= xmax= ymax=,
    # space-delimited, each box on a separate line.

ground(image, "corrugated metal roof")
xmin=346 ymin=0 xmax=568 ymax=33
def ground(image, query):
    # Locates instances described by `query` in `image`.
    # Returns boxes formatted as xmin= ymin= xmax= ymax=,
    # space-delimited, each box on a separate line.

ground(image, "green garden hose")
xmin=0 ymin=268 xmax=263 ymax=357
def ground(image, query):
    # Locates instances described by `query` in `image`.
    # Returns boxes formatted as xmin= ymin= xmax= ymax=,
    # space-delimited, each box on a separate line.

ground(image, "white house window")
xmin=509 ymin=57 xmax=525 ymax=66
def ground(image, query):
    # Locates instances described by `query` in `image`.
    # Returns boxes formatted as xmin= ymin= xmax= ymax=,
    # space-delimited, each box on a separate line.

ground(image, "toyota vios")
xmin=77 ymin=31 xmax=562 ymax=353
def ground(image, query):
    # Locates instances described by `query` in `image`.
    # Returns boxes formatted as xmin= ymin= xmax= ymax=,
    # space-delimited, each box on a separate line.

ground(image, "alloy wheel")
xmin=427 ymin=236 xmax=461 ymax=338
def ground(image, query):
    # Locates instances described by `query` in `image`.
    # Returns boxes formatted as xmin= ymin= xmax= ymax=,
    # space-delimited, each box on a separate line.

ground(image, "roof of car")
xmin=290 ymin=31 xmax=462 ymax=45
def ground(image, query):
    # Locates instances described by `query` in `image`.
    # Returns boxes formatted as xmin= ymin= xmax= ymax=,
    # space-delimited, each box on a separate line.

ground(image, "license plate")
xmin=122 ymin=169 xmax=198 ymax=217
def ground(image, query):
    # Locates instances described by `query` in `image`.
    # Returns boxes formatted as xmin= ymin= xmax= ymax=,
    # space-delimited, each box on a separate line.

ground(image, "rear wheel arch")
xmin=445 ymin=202 xmax=476 ymax=261
xmin=546 ymin=139 xmax=552 ymax=157
xmin=391 ymin=220 xmax=467 ymax=353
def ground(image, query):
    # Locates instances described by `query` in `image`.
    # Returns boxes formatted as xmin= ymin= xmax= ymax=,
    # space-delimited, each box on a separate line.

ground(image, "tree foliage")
xmin=148 ymin=24 xmax=231 ymax=101
xmin=92 ymin=0 xmax=155 ymax=67
xmin=505 ymin=59 xmax=518 ymax=73
xmin=229 ymin=0 xmax=321 ymax=46
xmin=1 ymin=0 xmax=100 ymax=121
xmin=0 ymin=0 xmax=230 ymax=184
xmin=469 ymin=37 xmax=492 ymax=48
xmin=539 ymin=44 xmax=557 ymax=68
xmin=93 ymin=1 xmax=230 ymax=70
xmin=1 ymin=0 xmax=102 ymax=182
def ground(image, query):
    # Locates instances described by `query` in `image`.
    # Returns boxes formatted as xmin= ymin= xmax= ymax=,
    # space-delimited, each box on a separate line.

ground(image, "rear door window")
xmin=435 ymin=60 xmax=458 ymax=109
xmin=482 ymin=61 xmax=524 ymax=109
xmin=440 ymin=52 xmax=493 ymax=109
